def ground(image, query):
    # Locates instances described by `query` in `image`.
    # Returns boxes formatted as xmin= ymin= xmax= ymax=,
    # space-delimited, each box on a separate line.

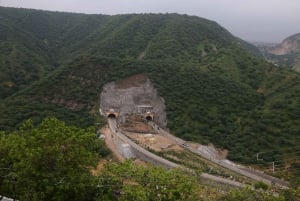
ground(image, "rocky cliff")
xmin=268 ymin=33 xmax=300 ymax=55
xmin=255 ymin=33 xmax=300 ymax=71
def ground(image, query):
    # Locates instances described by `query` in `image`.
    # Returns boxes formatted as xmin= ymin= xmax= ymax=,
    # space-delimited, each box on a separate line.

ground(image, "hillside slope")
xmin=0 ymin=6 xmax=261 ymax=99
xmin=257 ymin=33 xmax=300 ymax=71
xmin=0 ymin=19 xmax=52 ymax=99
xmin=0 ymin=7 xmax=300 ymax=176
xmin=269 ymin=33 xmax=300 ymax=55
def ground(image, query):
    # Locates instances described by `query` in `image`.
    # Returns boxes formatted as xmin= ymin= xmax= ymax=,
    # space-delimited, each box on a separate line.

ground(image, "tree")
xmin=219 ymin=187 xmax=285 ymax=201
xmin=0 ymin=118 xmax=108 ymax=201
xmin=95 ymin=161 xmax=202 ymax=201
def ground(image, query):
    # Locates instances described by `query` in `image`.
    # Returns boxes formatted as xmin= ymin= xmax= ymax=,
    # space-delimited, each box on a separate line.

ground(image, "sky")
xmin=1 ymin=0 xmax=299 ymax=43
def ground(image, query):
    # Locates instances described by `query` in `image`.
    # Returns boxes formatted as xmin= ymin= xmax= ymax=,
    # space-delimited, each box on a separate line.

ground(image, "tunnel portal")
xmin=108 ymin=113 xmax=117 ymax=118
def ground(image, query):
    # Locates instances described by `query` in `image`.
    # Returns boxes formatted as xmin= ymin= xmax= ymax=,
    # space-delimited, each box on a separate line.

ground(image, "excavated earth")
xmin=100 ymin=74 xmax=167 ymax=127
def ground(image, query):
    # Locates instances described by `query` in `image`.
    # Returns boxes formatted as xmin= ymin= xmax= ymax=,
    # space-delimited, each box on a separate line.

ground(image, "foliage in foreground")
xmin=0 ymin=118 xmax=109 ymax=201
xmin=93 ymin=162 xmax=300 ymax=201
xmin=219 ymin=187 xmax=300 ymax=201
xmin=0 ymin=117 xmax=299 ymax=200
xmin=95 ymin=161 xmax=205 ymax=201
xmin=0 ymin=117 xmax=208 ymax=201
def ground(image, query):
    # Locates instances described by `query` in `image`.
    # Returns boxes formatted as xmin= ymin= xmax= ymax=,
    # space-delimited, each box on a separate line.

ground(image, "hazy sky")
xmin=1 ymin=0 xmax=299 ymax=43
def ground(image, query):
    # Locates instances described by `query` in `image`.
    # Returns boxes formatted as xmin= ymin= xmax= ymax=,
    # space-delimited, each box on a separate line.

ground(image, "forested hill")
xmin=1 ymin=6 xmax=300 ymax=171
xmin=0 ymin=6 xmax=261 ymax=99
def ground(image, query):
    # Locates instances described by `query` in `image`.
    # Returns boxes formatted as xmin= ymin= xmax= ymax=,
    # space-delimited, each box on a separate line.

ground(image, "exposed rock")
xmin=197 ymin=144 xmax=228 ymax=160
xmin=100 ymin=74 xmax=167 ymax=127
xmin=255 ymin=33 xmax=300 ymax=71
xmin=267 ymin=33 xmax=300 ymax=55
xmin=121 ymin=115 xmax=157 ymax=134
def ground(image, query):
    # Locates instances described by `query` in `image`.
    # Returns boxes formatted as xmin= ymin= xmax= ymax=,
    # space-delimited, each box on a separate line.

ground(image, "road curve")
xmin=108 ymin=117 xmax=243 ymax=188
xmin=150 ymin=122 xmax=289 ymax=189
xmin=109 ymin=117 xmax=182 ymax=169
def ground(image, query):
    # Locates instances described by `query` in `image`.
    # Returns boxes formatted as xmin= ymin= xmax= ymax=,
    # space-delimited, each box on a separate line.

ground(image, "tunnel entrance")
xmin=108 ymin=113 xmax=117 ymax=118
xmin=146 ymin=116 xmax=153 ymax=121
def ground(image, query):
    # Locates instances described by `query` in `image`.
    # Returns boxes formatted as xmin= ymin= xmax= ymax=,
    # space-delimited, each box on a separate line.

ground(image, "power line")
xmin=256 ymin=151 xmax=300 ymax=160
xmin=237 ymin=157 xmax=300 ymax=169
xmin=228 ymin=149 xmax=300 ymax=162
xmin=249 ymin=160 xmax=300 ymax=172
xmin=273 ymin=158 xmax=300 ymax=164
xmin=273 ymin=166 xmax=300 ymax=172
xmin=258 ymin=147 xmax=300 ymax=155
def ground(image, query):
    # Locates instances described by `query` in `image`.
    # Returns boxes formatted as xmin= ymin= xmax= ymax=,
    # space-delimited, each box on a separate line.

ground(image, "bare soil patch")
xmin=125 ymin=132 xmax=183 ymax=152
xmin=115 ymin=74 xmax=148 ymax=89
xmin=121 ymin=115 xmax=156 ymax=134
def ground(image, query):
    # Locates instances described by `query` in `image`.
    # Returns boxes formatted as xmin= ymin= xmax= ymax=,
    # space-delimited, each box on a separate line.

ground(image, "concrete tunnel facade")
xmin=99 ymin=74 xmax=167 ymax=128
xmin=105 ymin=108 xmax=119 ymax=119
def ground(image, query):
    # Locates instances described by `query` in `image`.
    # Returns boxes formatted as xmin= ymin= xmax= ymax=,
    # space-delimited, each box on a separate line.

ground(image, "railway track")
xmin=150 ymin=122 xmax=289 ymax=189
xmin=108 ymin=117 xmax=244 ymax=188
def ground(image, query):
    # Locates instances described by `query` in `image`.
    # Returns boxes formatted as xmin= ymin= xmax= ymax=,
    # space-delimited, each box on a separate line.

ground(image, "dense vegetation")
xmin=0 ymin=119 xmax=298 ymax=200
xmin=0 ymin=118 xmax=203 ymax=200
xmin=0 ymin=6 xmax=259 ymax=99
xmin=0 ymin=118 xmax=109 ymax=200
xmin=0 ymin=6 xmax=300 ymax=182
xmin=220 ymin=187 xmax=300 ymax=201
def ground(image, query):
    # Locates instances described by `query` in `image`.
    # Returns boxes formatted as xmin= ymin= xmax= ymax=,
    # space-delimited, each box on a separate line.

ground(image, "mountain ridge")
xmin=256 ymin=33 xmax=300 ymax=71
xmin=268 ymin=33 xmax=300 ymax=55
xmin=0 ymin=6 xmax=262 ymax=99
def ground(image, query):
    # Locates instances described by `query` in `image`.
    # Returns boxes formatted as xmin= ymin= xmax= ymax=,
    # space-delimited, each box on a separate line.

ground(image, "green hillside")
xmin=0 ymin=18 xmax=51 ymax=99
xmin=0 ymin=6 xmax=261 ymax=99
xmin=0 ymin=6 xmax=300 ymax=175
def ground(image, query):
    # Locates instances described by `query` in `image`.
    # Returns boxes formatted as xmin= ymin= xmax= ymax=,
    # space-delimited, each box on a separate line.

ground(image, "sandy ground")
xmin=121 ymin=115 xmax=156 ymax=133
xmin=125 ymin=132 xmax=183 ymax=152
xmin=91 ymin=159 xmax=108 ymax=176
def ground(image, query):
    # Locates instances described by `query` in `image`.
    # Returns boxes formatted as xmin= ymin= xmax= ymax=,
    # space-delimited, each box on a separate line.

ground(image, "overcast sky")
xmin=1 ymin=0 xmax=299 ymax=43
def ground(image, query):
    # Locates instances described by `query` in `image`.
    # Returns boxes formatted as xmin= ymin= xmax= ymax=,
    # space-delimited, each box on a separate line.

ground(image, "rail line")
xmin=108 ymin=117 xmax=244 ymax=188
xmin=150 ymin=122 xmax=289 ymax=189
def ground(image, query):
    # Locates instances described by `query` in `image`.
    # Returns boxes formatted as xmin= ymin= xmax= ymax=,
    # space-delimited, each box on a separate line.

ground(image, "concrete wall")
xmin=112 ymin=136 xmax=136 ymax=159
xmin=108 ymin=118 xmax=179 ymax=169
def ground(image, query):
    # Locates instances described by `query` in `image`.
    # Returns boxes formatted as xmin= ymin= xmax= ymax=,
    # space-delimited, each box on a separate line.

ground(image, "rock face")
xmin=100 ymin=74 xmax=167 ymax=127
xmin=255 ymin=33 xmax=300 ymax=71
xmin=268 ymin=33 xmax=300 ymax=55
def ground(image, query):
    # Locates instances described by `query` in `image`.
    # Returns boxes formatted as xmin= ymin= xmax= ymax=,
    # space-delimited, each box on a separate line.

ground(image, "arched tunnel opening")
xmin=108 ymin=113 xmax=117 ymax=119
xmin=146 ymin=116 xmax=153 ymax=121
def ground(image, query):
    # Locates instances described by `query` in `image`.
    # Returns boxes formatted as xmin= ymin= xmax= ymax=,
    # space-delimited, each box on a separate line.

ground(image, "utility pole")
xmin=256 ymin=152 xmax=263 ymax=161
